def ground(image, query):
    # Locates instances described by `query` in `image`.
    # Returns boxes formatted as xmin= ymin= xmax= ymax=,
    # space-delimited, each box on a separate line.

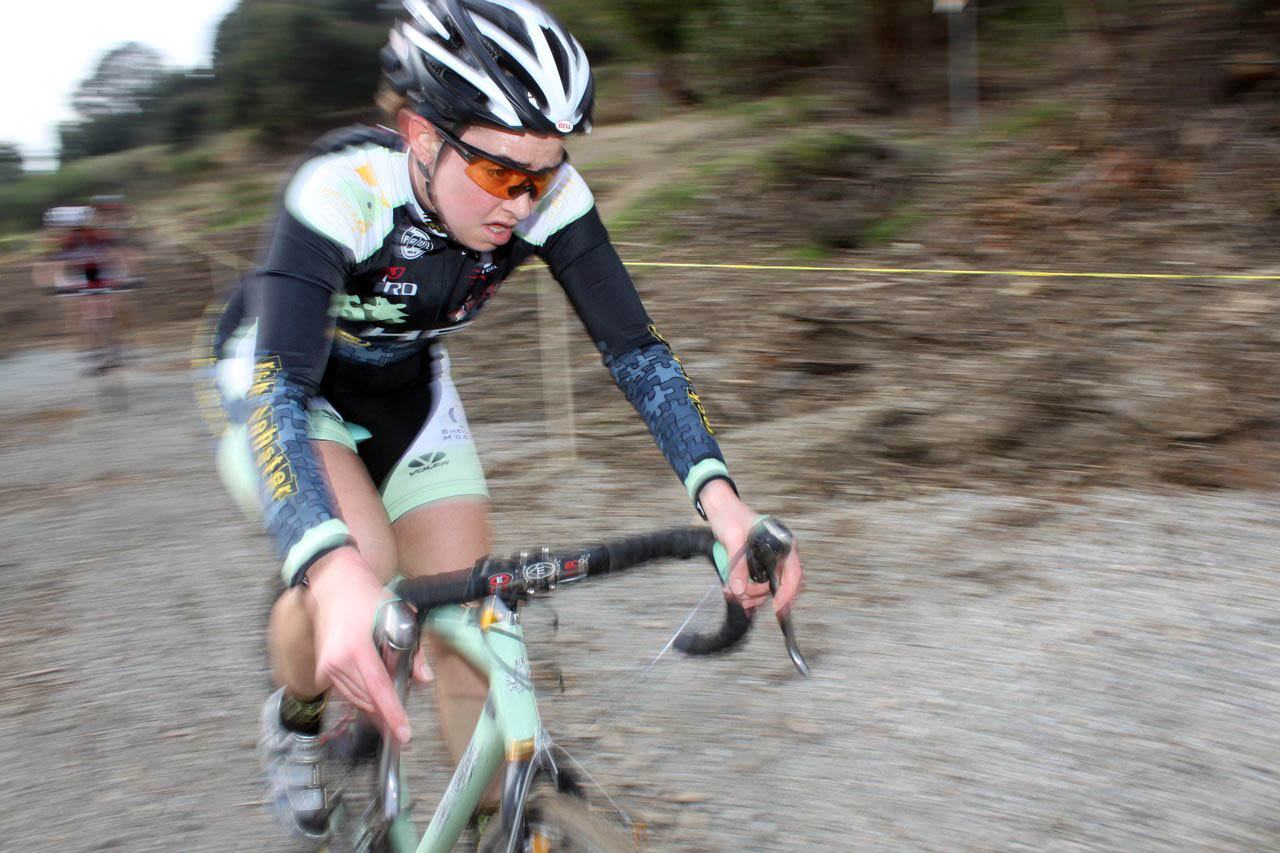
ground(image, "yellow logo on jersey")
xmin=647 ymin=324 xmax=715 ymax=435
xmin=246 ymin=358 xmax=298 ymax=501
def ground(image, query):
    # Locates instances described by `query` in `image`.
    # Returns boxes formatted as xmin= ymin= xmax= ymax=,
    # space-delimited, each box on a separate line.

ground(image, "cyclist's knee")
xmin=427 ymin=642 xmax=490 ymax=696
xmin=392 ymin=497 xmax=491 ymax=578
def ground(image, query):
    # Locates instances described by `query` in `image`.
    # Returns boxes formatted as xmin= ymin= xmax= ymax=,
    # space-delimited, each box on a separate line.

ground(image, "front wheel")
xmin=479 ymin=787 xmax=639 ymax=852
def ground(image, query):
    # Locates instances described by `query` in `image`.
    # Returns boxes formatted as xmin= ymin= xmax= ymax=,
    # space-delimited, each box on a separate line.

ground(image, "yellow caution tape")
xmin=121 ymin=219 xmax=1280 ymax=284
xmin=621 ymin=260 xmax=1280 ymax=282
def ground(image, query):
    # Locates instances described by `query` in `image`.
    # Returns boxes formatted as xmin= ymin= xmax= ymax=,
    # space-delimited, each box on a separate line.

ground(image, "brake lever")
xmin=747 ymin=517 xmax=811 ymax=677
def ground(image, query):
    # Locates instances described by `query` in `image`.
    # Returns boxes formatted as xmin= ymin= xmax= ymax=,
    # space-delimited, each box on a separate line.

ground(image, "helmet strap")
xmin=408 ymin=143 xmax=467 ymax=250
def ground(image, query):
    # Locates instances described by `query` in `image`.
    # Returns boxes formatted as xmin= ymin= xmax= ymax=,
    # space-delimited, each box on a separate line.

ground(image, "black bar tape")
xmin=394 ymin=526 xmax=754 ymax=656
xmin=396 ymin=565 xmax=487 ymax=611
xmin=674 ymin=598 xmax=752 ymax=655
xmin=603 ymin=527 xmax=717 ymax=571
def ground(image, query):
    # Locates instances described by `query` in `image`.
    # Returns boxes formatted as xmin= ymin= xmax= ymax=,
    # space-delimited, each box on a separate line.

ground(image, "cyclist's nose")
xmin=501 ymin=189 xmax=534 ymax=221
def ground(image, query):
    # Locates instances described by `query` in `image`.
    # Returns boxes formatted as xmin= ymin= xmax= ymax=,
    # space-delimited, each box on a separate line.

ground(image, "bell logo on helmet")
xmin=556 ymin=119 xmax=573 ymax=133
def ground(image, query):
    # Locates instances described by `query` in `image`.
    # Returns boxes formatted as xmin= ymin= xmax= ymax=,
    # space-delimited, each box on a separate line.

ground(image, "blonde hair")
xmin=376 ymin=84 xmax=410 ymax=123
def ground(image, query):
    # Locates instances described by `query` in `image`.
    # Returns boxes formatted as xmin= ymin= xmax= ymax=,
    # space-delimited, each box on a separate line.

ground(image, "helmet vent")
xmin=542 ymin=25 xmax=571 ymax=93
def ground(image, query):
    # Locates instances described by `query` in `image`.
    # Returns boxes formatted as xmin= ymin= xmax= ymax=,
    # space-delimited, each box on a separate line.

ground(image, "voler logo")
xmin=407 ymin=451 xmax=448 ymax=476
xmin=398 ymin=226 xmax=435 ymax=260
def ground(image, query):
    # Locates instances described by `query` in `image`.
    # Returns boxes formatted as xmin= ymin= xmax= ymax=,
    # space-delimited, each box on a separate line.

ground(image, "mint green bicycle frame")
xmin=343 ymin=539 xmax=741 ymax=852
xmin=355 ymin=592 xmax=579 ymax=853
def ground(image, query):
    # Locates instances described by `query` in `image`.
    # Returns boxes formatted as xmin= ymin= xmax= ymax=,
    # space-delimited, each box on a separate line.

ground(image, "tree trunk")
xmin=867 ymin=0 xmax=910 ymax=113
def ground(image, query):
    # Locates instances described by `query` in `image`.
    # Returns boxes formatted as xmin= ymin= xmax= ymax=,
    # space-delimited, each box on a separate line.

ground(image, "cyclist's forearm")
xmin=605 ymin=341 xmax=734 ymax=508
xmin=248 ymin=358 xmax=351 ymax=585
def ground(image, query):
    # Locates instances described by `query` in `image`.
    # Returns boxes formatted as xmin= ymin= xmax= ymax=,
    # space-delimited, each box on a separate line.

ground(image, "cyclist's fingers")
xmin=412 ymin=648 xmax=434 ymax=685
xmin=726 ymin=555 xmax=751 ymax=597
xmin=358 ymin=653 xmax=411 ymax=744
xmin=327 ymin=667 xmax=375 ymax=717
xmin=727 ymin=560 xmax=769 ymax=610
xmin=774 ymin=550 xmax=804 ymax=615
xmin=744 ymin=584 xmax=771 ymax=609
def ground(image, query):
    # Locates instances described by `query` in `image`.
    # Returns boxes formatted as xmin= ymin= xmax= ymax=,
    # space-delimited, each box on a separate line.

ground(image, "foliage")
xmin=685 ymin=0 xmax=863 ymax=96
xmin=761 ymin=129 xmax=886 ymax=182
xmin=0 ymin=143 xmax=237 ymax=234
xmin=71 ymin=42 xmax=166 ymax=118
xmin=58 ymin=43 xmax=169 ymax=163
xmin=146 ymin=72 xmax=220 ymax=148
xmin=212 ymin=0 xmax=391 ymax=142
xmin=0 ymin=143 xmax=23 ymax=182
xmin=608 ymin=181 xmax=703 ymax=236
xmin=959 ymin=100 xmax=1074 ymax=147
xmin=543 ymin=0 xmax=632 ymax=63
xmin=0 ymin=150 xmax=143 ymax=232
xmin=859 ymin=205 xmax=925 ymax=246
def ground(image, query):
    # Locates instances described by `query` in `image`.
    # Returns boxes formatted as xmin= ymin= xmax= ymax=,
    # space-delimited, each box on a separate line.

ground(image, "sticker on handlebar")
xmin=561 ymin=555 xmax=588 ymax=580
xmin=521 ymin=561 xmax=557 ymax=582
xmin=488 ymin=572 xmax=513 ymax=591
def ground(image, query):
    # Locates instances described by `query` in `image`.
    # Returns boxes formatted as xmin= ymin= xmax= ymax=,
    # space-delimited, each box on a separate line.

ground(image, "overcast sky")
xmin=1 ymin=0 xmax=239 ymax=168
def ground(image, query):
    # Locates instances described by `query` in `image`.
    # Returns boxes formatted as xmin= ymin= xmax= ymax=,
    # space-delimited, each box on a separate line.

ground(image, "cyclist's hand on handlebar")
xmin=304 ymin=547 xmax=420 ymax=744
xmin=698 ymin=481 xmax=804 ymax=614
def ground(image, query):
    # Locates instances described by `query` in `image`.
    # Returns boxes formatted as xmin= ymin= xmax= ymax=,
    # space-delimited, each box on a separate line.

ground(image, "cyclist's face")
xmin=406 ymin=117 xmax=564 ymax=252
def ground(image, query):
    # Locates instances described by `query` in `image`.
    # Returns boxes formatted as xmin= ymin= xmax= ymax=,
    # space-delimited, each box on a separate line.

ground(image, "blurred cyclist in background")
xmin=35 ymin=203 xmax=133 ymax=373
xmin=204 ymin=0 xmax=805 ymax=844
xmin=89 ymin=194 xmax=143 ymax=351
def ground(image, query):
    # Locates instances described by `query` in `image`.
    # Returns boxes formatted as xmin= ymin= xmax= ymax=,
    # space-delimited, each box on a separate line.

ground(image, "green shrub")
xmin=609 ymin=181 xmax=702 ymax=236
xmin=169 ymin=150 xmax=218 ymax=178
xmin=860 ymin=206 xmax=925 ymax=246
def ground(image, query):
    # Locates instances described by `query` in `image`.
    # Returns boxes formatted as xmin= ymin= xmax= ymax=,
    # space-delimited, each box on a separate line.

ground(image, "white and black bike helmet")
xmin=382 ymin=0 xmax=594 ymax=136
xmin=44 ymin=206 xmax=95 ymax=228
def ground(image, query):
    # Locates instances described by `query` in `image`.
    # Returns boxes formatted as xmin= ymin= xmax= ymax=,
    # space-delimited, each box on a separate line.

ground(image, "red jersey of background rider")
xmin=57 ymin=228 xmax=117 ymax=284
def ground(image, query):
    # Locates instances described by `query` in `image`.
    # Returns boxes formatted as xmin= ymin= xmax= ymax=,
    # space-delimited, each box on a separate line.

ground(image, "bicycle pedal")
xmin=325 ymin=715 xmax=381 ymax=762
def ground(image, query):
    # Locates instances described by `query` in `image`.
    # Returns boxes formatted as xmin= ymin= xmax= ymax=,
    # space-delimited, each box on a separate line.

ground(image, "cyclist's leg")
xmin=215 ymin=404 xmax=393 ymax=842
xmin=267 ymin=439 xmax=399 ymax=697
xmin=366 ymin=344 xmax=496 ymax=791
xmin=391 ymin=499 xmax=492 ymax=760
xmin=79 ymin=294 xmax=106 ymax=366
xmin=213 ymin=322 xmax=399 ymax=693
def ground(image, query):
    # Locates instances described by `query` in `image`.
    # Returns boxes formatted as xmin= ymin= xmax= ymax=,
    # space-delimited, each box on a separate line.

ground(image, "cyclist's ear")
xmin=398 ymin=110 xmax=442 ymax=166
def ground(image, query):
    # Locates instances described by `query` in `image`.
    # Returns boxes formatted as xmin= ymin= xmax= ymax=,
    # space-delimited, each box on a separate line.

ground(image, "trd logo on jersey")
xmin=407 ymin=451 xmax=449 ymax=476
xmin=397 ymin=226 xmax=435 ymax=260
xmin=376 ymin=279 xmax=418 ymax=297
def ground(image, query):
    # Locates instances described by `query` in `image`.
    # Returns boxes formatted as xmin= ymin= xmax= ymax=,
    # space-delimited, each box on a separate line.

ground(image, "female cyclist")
xmin=207 ymin=0 xmax=804 ymax=842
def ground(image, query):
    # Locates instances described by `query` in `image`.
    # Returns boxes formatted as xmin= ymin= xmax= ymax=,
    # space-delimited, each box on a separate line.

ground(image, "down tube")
xmin=414 ymin=703 xmax=504 ymax=852
xmin=411 ymin=606 xmax=501 ymax=852
xmin=485 ymin=603 xmax=542 ymax=848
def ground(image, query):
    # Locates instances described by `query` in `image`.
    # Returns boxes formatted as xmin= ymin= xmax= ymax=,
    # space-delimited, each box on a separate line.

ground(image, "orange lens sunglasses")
xmin=435 ymin=126 xmax=561 ymax=201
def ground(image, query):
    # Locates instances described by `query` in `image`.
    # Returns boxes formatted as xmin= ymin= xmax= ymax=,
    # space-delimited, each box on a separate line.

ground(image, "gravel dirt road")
xmin=5 ymin=344 xmax=1280 ymax=851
